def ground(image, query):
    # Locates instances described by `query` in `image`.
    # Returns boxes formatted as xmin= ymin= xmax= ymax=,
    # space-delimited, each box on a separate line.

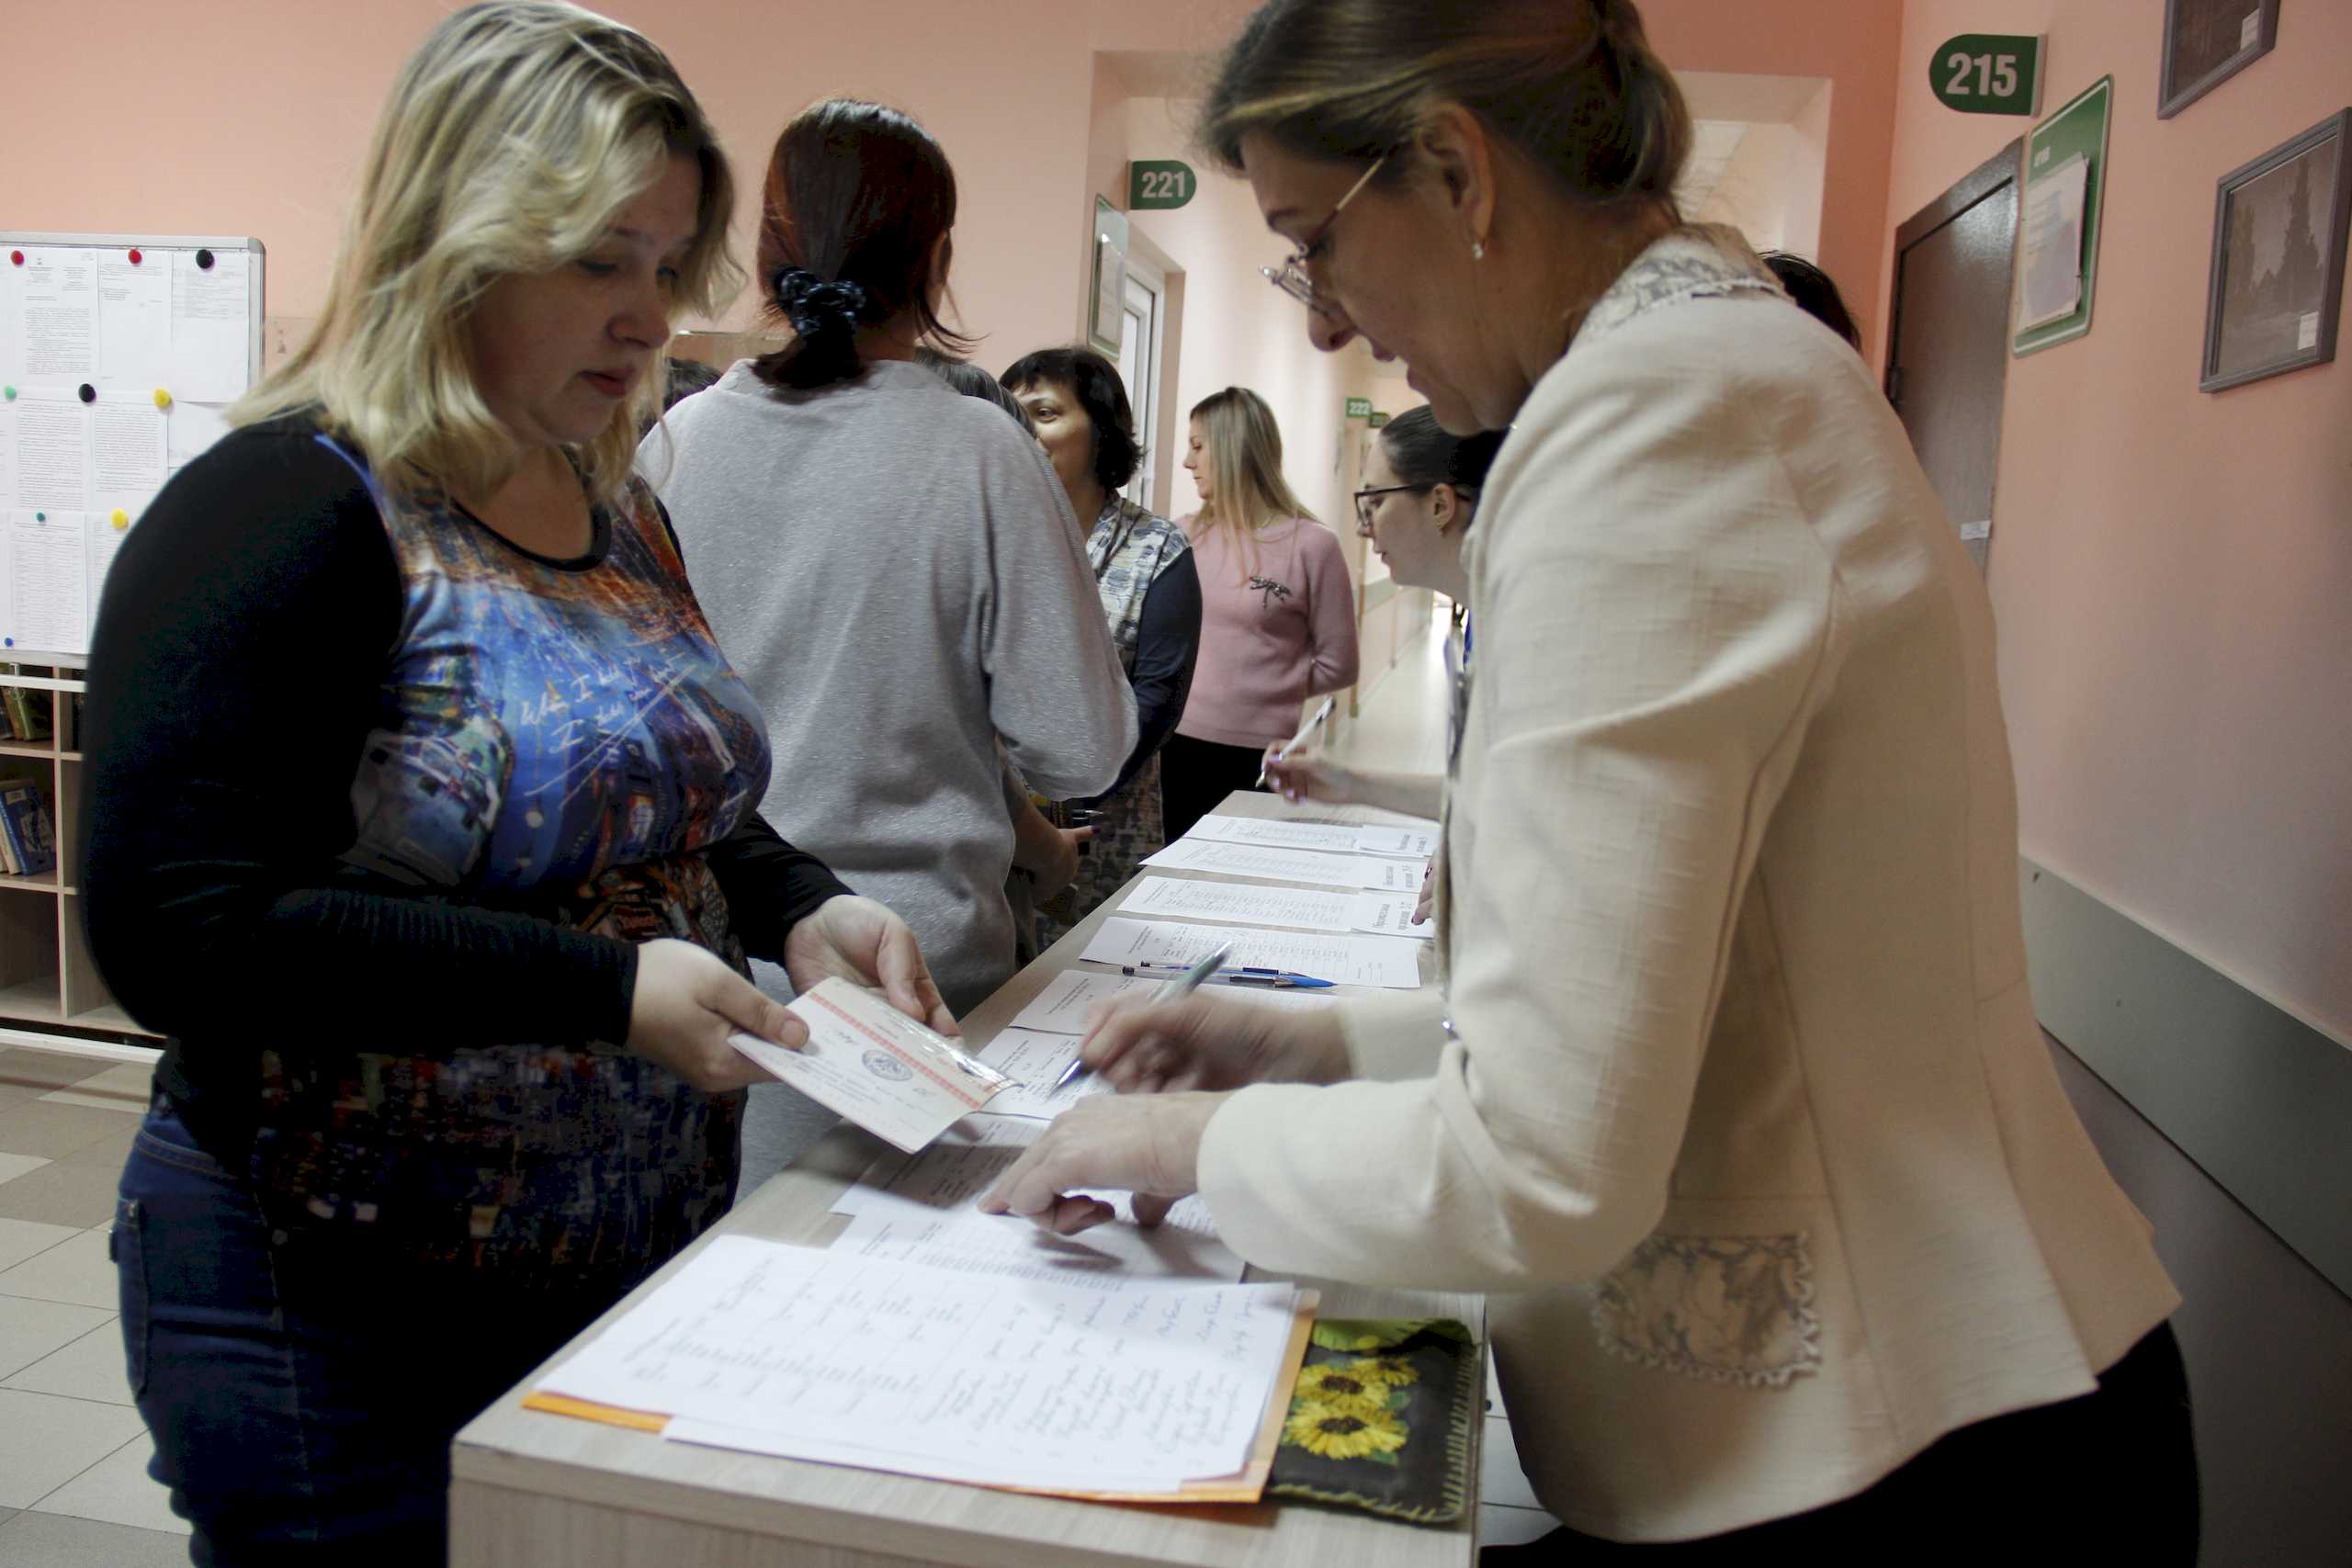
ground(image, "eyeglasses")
xmin=1261 ymin=152 xmax=1391 ymax=313
xmin=1351 ymin=483 xmax=1422 ymax=534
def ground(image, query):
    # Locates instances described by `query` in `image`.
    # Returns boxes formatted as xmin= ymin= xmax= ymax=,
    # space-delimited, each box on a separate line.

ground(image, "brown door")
xmin=1885 ymin=140 xmax=2021 ymax=573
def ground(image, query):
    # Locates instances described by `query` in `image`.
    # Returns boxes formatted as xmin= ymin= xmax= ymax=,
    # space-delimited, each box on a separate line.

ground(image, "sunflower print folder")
xmin=1268 ymin=1318 xmax=1481 ymax=1525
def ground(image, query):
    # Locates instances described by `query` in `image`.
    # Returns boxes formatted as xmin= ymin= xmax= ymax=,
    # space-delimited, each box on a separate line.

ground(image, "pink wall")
xmin=1637 ymin=1 xmax=1905 ymax=363
xmin=1885 ymin=1 xmax=2352 ymax=1042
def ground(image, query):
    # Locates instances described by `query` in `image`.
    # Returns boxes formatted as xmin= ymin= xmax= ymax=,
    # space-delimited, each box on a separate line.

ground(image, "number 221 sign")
xmin=1930 ymin=33 xmax=2044 ymax=118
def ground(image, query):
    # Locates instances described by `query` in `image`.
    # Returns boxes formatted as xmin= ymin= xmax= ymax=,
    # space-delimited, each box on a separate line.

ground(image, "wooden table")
xmin=450 ymin=792 xmax=1474 ymax=1568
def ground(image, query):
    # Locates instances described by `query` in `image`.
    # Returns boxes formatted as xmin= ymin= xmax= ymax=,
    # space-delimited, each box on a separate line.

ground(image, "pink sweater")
xmin=1174 ymin=516 xmax=1360 ymax=749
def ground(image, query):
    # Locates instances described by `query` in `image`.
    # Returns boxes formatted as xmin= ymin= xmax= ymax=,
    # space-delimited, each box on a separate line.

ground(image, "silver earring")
xmin=1471 ymin=240 xmax=1486 ymax=261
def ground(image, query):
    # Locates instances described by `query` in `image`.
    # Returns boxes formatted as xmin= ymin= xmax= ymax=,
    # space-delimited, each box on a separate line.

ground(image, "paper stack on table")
xmin=1184 ymin=812 xmax=1441 ymax=859
xmin=1080 ymin=915 xmax=1423 ymax=989
xmin=1143 ymin=835 xmax=1426 ymax=890
xmin=531 ymin=1236 xmax=1308 ymax=1495
xmin=1120 ymin=875 xmax=1433 ymax=939
xmin=830 ymin=1111 xmax=1247 ymax=1287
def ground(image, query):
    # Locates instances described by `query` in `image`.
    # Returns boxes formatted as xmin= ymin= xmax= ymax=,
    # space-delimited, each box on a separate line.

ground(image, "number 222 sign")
xmin=1930 ymin=33 xmax=2044 ymax=118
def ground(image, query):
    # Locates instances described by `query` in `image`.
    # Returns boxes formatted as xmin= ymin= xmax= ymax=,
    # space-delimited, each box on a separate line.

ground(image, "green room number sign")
xmin=1129 ymin=160 xmax=1196 ymax=210
xmin=1930 ymin=34 xmax=2044 ymax=117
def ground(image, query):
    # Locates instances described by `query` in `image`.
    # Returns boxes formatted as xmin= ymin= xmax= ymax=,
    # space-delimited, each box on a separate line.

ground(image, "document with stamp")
xmin=727 ymin=976 xmax=1009 ymax=1153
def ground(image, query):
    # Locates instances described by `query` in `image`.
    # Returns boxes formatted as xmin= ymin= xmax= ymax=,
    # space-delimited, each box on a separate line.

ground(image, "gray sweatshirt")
xmin=642 ymin=359 xmax=1135 ymax=1013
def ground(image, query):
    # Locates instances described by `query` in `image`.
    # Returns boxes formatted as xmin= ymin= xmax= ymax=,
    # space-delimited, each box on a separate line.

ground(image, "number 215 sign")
xmin=1930 ymin=33 xmax=2044 ymax=117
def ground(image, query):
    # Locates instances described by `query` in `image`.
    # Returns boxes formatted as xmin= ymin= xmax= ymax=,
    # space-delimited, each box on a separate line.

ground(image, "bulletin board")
xmin=0 ymin=233 xmax=264 ymax=661
xmin=2012 ymin=77 xmax=2113 ymax=357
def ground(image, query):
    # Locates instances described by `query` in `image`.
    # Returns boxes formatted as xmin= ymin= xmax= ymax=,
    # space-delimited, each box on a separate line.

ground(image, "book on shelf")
xmin=1 ymin=687 xmax=50 ymax=744
xmin=0 ymin=782 xmax=56 ymax=877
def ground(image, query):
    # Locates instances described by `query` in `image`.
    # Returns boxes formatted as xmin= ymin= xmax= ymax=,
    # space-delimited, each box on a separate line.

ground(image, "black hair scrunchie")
xmin=773 ymin=266 xmax=869 ymax=338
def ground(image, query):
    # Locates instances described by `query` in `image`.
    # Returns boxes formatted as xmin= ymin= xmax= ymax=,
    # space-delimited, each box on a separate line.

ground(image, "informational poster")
xmin=2013 ymin=77 xmax=2113 ymax=357
xmin=0 ymin=236 xmax=259 ymax=657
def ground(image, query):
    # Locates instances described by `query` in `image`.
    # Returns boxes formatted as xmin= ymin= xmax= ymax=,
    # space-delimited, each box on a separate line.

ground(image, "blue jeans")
xmin=116 ymin=1098 xmax=635 ymax=1566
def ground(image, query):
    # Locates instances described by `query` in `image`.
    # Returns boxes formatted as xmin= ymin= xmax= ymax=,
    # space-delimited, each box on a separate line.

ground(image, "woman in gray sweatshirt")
xmin=642 ymin=98 xmax=1134 ymax=1023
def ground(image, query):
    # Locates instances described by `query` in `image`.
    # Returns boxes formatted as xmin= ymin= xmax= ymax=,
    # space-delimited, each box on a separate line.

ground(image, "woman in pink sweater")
xmin=1160 ymin=386 xmax=1360 ymax=841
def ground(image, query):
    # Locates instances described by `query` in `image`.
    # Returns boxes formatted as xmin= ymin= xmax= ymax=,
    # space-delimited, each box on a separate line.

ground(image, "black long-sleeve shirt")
xmin=79 ymin=424 xmax=847 ymax=1157
xmin=1099 ymin=549 xmax=1201 ymax=801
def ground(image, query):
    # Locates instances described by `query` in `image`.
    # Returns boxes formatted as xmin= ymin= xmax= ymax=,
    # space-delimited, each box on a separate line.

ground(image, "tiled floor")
xmin=1335 ymin=616 xmax=1568 ymax=1552
xmin=0 ymin=1045 xmax=190 ymax=1561
xmin=0 ymin=615 xmax=1562 ymax=1562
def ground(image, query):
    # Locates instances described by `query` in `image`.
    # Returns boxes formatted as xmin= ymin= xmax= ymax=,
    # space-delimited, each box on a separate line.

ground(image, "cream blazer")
xmin=1196 ymin=230 xmax=2178 ymax=1542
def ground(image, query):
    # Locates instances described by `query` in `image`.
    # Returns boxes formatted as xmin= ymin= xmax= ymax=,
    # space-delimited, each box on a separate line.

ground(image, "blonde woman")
xmin=1161 ymin=386 xmax=1360 ymax=840
xmin=79 ymin=6 xmax=946 ymax=1560
xmin=984 ymin=0 xmax=2192 ymax=1558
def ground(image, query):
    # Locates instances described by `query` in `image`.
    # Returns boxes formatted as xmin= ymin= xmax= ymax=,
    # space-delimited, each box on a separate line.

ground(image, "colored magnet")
xmin=7 ymin=252 xmax=20 ymax=266
xmin=153 ymin=388 xmax=173 ymax=410
xmin=110 ymin=509 xmax=130 ymax=529
xmin=195 ymin=249 xmax=215 ymax=270
xmin=78 ymin=383 xmax=96 ymax=403
xmin=33 ymin=513 xmax=43 ymax=523
xmin=128 ymin=249 xmax=142 ymax=265
xmin=2 ymin=386 xmax=13 ymax=401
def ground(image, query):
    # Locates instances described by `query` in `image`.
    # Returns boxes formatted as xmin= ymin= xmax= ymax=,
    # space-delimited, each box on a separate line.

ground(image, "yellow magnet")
xmin=153 ymin=388 xmax=174 ymax=410
xmin=111 ymin=510 xmax=130 ymax=530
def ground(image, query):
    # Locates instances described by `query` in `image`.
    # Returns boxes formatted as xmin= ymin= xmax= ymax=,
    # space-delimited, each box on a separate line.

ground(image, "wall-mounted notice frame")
xmin=0 ymin=233 xmax=264 ymax=661
xmin=1090 ymin=199 xmax=1129 ymax=357
xmin=2013 ymin=77 xmax=2112 ymax=357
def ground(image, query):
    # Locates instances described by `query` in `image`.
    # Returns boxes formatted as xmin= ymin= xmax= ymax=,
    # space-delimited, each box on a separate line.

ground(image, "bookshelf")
xmin=0 ymin=662 xmax=160 ymax=1052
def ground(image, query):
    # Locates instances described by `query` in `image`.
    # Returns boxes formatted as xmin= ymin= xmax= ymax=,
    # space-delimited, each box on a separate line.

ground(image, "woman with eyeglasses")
xmin=1158 ymin=386 xmax=1359 ymax=843
xmin=1269 ymin=405 xmax=1498 ymax=829
xmin=983 ymin=1 xmax=2193 ymax=1558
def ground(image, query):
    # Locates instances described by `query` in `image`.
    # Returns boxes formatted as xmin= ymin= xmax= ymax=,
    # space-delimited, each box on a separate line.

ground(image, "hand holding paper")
xmin=731 ymin=976 xmax=1008 ymax=1152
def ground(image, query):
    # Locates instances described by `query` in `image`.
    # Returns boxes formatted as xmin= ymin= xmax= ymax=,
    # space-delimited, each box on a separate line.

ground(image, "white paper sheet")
xmin=92 ymin=393 xmax=166 ymax=493
xmin=534 ymin=1237 xmax=1295 ymax=1487
xmin=169 ymin=250 xmax=251 ymax=402
xmin=97 ymin=252 xmax=172 ymax=383
xmin=1187 ymin=811 xmax=1440 ymax=859
xmin=6 ymin=511 xmax=90 ymax=655
xmin=13 ymin=390 xmax=90 ymax=513
xmin=18 ymin=249 xmax=98 ymax=385
xmin=166 ymin=400 xmax=232 ymax=471
xmin=1080 ymin=916 xmax=1423 ymax=989
xmin=830 ymin=1111 xmax=1242 ymax=1279
xmin=0 ymin=408 xmax=14 ymax=512
xmin=84 ymin=488 xmax=151 ymax=631
xmin=1145 ymin=835 xmax=1423 ymax=890
xmin=967 ymin=1029 xmax=1111 ymax=1119
xmin=1120 ymin=875 xmax=1432 ymax=939
xmin=1006 ymin=969 xmax=1334 ymax=1040
xmin=728 ymin=976 xmax=1009 ymax=1154
xmin=2018 ymin=153 xmax=2087 ymax=330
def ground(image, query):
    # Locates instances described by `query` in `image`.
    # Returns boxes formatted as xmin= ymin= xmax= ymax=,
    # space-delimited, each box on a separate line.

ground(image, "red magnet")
xmin=7 ymin=252 xmax=21 ymax=266
xmin=128 ymin=249 xmax=142 ymax=265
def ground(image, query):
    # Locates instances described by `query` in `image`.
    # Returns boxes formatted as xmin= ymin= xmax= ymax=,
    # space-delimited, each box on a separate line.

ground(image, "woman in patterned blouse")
xmin=79 ymin=6 xmax=947 ymax=1561
xmin=1004 ymin=347 xmax=1203 ymax=942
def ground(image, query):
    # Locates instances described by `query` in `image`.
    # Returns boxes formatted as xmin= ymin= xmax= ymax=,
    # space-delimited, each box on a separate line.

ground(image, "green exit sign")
xmin=1345 ymin=397 xmax=1373 ymax=419
xmin=1930 ymin=34 xmax=2044 ymax=116
xmin=1128 ymin=160 xmax=1196 ymax=210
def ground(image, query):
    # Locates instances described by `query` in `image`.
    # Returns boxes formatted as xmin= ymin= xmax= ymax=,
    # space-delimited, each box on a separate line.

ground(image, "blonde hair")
xmin=1190 ymin=387 xmax=1316 ymax=575
xmin=235 ymin=1 xmax=741 ymax=503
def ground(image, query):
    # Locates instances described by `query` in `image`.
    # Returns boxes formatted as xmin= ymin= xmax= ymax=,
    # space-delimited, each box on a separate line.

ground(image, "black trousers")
xmin=1484 ymin=1321 xmax=2198 ymax=1564
xmin=1159 ymin=733 xmax=1269 ymax=844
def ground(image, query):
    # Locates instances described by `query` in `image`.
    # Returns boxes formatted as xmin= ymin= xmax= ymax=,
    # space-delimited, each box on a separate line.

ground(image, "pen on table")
xmin=1119 ymin=962 xmax=1335 ymax=990
xmin=1053 ymin=942 xmax=1233 ymax=1090
xmin=1255 ymin=695 xmax=1336 ymax=787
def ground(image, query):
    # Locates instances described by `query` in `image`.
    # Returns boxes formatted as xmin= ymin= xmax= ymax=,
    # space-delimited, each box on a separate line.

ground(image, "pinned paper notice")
xmin=2297 ymin=311 xmax=2321 ymax=352
xmin=2018 ymin=153 xmax=2087 ymax=330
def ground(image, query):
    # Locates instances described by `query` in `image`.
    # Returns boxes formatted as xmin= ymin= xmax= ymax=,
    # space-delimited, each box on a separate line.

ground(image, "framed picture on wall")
xmin=2158 ymin=0 xmax=2279 ymax=119
xmin=2199 ymin=109 xmax=2350 ymax=392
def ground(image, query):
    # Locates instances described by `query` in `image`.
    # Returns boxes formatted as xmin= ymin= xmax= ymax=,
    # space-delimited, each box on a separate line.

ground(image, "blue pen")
xmin=1119 ymin=962 xmax=1335 ymax=989
xmin=1057 ymin=942 xmax=1234 ymax=1089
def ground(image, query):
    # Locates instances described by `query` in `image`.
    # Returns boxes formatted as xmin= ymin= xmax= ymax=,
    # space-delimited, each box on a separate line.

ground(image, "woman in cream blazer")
xmin=983 ymin=1 xmax=2192 ymax=1552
